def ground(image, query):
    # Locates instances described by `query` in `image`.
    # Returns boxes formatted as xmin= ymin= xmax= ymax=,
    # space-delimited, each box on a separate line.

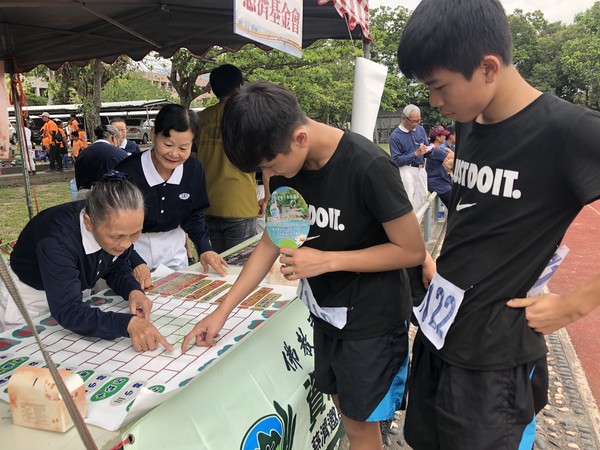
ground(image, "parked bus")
xmin=8 ymin=99 xmax=171 ymax=144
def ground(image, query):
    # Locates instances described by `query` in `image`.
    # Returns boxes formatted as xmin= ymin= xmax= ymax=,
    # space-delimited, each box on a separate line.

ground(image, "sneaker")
xmin=56 ymin=168 xmax=64 ymax=172
xmin=45 ymin=168 xmax=55 ymax=172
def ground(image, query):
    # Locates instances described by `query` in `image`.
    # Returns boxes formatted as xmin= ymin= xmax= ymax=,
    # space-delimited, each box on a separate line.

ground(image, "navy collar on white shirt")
xmin=141 ymin=149 xmax=184 ymax=187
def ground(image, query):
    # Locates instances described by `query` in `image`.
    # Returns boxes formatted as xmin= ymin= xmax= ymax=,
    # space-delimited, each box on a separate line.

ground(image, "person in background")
xmin=182 ymin=81 xmax=426 ymax=450
xmin=71 ymin=131 xmax=84 ymax=160
xmin=440 ymin=125 xmax=456 ymax=175
xmin=426 ymin=124 xmax=454 ymax=207
xmin=397 ymin=0 xmax=600 ymax=448
xmin=75 ymin=125 xmax=127 ymax=191
xmin=116 ymin=103 xmax=228 ymax=277
xmin=55 ymin=119 xmax=70 ymax=169
xmin=195 ymin=64 xmax=260 ymax=254
xmin=40 ymin=112 xmax=63 ymax=172
xmin=441 ymin=124 xmax=456 ymax=151
xmin=1 ymin=175 xmax=173 ymax=352
xmin=110 ymin=117 xmax=141 ymax=155
xmin=389 ymin=104 xmax=433 ymax=210
xmin=77 ymin=123 xmax=88 ymax=149
xmin=66 ymin=113 xmax=79 ymax=143
xmin=21 ymin=120 xmax=36 ymax=176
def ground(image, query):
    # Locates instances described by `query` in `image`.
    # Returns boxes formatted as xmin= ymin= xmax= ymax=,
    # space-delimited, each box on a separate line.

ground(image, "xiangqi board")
xmin=0 ymin=271 xmax=297 ymax=430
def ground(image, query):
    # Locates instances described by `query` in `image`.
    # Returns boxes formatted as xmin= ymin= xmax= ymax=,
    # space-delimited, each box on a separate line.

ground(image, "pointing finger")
xmin=156 ymin=332 xmax=174 ymax=352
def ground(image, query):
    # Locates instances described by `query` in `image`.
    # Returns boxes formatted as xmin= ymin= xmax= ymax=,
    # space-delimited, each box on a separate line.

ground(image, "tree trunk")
xmin=47 ymin=68 xmax=55 ymax=105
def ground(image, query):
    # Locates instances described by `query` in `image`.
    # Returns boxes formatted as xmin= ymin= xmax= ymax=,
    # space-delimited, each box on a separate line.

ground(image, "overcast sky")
xmin=369 ymin=0 xmax=597 ymax=24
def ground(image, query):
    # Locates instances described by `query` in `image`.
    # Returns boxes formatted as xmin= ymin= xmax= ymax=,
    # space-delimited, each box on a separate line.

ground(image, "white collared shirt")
xmin=79 ymin=210 xmax=101 ymax=255
xmin=141 ymin=149 xmax=184 ymax=187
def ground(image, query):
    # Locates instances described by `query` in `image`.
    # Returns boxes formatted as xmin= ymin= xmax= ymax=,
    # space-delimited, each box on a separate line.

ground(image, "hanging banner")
xmin=234 ymin=0 xmax=304 ymax=58
xmin=350 ymin=57 xmax=388 ymax=141
xmin=0 ymin=62 xmax=10 ymax=159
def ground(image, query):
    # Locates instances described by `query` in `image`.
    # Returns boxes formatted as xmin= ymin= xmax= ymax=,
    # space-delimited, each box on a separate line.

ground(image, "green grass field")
xmin=0 ymin=181 xmax=71 ymax=243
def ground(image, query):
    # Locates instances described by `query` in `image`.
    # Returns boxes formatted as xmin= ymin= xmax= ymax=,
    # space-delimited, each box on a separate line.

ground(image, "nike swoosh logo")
xmin=456 ymin=199 xmax=477 ymax=211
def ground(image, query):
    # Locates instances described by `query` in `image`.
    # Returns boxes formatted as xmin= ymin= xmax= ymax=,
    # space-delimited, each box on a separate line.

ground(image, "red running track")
xmin=549 ymin=200 xmax=600 ymax=405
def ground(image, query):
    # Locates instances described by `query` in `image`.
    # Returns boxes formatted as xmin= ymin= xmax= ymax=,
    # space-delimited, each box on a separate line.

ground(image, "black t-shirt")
xmin=430 ymin=94 xmax=600 ymax=370
xmin=271 ymin=131 xmax=413 ymax=339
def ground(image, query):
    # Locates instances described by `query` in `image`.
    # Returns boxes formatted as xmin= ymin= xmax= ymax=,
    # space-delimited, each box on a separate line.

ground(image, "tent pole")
xmin=10 ymin=73 xmax=34 ymax=220
xmin=362 ymin=36 xmax=371 ymax=60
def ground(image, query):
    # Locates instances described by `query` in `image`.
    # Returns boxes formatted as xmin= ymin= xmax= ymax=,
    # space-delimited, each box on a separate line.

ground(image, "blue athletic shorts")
xmin=313 ymin=322 xmax=410 ymax=422
xmin=404 ymin=331 xmax=548 ymax=449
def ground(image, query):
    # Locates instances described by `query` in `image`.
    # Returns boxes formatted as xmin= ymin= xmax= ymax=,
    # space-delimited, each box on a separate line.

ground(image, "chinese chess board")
xmin=0 ymin=271 xmax=297 ymax=430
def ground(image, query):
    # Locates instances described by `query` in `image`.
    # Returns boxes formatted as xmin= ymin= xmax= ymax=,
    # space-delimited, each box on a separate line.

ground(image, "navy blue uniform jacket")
xmin=10 ymin=201 xmax=141 ymax=339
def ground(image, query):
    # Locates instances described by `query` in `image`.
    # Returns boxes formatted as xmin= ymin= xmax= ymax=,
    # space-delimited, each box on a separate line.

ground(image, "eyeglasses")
xmin=403 ymin=116 xmax=422 ymax=125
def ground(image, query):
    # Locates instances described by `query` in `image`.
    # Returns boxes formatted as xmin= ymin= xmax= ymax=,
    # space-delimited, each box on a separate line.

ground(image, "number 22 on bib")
xmin=414 ymin=272 xmax=465 ymax=350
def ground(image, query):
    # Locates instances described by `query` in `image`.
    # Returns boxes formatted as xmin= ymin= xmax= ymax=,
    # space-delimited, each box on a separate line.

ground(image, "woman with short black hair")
xmin=116 ymin=103 xmax=227 ymax=276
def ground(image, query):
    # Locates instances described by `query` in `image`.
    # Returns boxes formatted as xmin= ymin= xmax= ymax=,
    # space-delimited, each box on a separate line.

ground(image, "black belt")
xmin=409 ymin=162 xmax=424 ymax=168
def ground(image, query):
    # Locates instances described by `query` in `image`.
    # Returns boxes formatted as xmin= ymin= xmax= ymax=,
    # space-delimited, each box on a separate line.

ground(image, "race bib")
xmin=296 ymin=278 xmax=348 ymax=329
xmin=414 ymin=272 xmax=465 ymax=350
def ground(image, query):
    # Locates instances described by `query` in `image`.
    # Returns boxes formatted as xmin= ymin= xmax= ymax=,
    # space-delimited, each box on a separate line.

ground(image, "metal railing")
xmin=415 ymin=192 xmax=447 ymax=255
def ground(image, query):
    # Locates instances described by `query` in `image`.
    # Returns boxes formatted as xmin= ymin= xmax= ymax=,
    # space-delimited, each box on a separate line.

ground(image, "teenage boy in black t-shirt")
xmin=397 ymin=0 xmax=600 ymax=448
xmin=181 ymin=81 xmax=426 ymax=449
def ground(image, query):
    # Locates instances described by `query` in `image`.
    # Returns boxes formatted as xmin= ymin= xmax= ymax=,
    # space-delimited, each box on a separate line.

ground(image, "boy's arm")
xmin=506 ymin=272 xmax=600 ymax=334
xmin=181 ymin=233 xmax=280 ymax=353
xmin=278 ymin=212 xmax=426 ymax=280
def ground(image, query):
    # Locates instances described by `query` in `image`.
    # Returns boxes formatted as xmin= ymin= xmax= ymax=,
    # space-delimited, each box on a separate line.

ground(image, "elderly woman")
xmin=426 ymin=124 xmax=454 ymax=207
xmin=75 ymin=125 xmax=128 ymax=191
xmin=116 ymin=104 xmax=228 ymax=279
xmin=1 ymin=175 xmax=172 ymax=352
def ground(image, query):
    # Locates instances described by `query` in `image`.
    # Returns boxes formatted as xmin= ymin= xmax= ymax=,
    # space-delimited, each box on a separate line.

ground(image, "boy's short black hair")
xmin=397 ymin=0 xmax=513 ymax=81
xmin=154 ymin=103 xmax=200 ymax=139
xmin=209 ymin=64 xmax=244 ymax=99
xmin=222 ymin=81 xmax=308 ymax=173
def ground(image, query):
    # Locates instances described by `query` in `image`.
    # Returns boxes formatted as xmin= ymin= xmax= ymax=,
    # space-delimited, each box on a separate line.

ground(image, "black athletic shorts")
xmin=404 ymin=331 xmax=549 ymax=449
xmin=313 ymin=322 xmax=410 ymax=422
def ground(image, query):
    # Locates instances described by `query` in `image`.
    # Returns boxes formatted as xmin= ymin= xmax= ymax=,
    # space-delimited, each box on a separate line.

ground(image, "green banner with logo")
xmin=124 ymin=299 xmax=342 ymax=449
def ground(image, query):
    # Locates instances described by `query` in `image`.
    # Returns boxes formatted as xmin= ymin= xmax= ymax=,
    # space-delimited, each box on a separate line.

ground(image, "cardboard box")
xmin=8 ymin=366 xmax=87 ymax=432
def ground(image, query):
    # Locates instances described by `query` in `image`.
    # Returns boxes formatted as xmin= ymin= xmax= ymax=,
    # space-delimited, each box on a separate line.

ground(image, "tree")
xmin=505 ymin=2 xmax=600 ymax=110
xmin=102 ymin=71 xmax=173 ymax=102
xmin=560 ymin=2 xmax=600 ymax=110
xmin=55 ymin=58 xmax=129 ymax=131
xmin=168 ymin=48 xmax=223 ymax=108
xmin=368 ymin=6 xmax=415 ymax=114
xmin=221 ymin=40 xmax=361 ymax=127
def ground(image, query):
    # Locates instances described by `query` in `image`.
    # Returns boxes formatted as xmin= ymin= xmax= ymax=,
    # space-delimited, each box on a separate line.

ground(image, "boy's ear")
xmin=481 ymin=55 xmax=501 ymax=82
xmin=291 ymin=126 xmax=308 ymax=148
